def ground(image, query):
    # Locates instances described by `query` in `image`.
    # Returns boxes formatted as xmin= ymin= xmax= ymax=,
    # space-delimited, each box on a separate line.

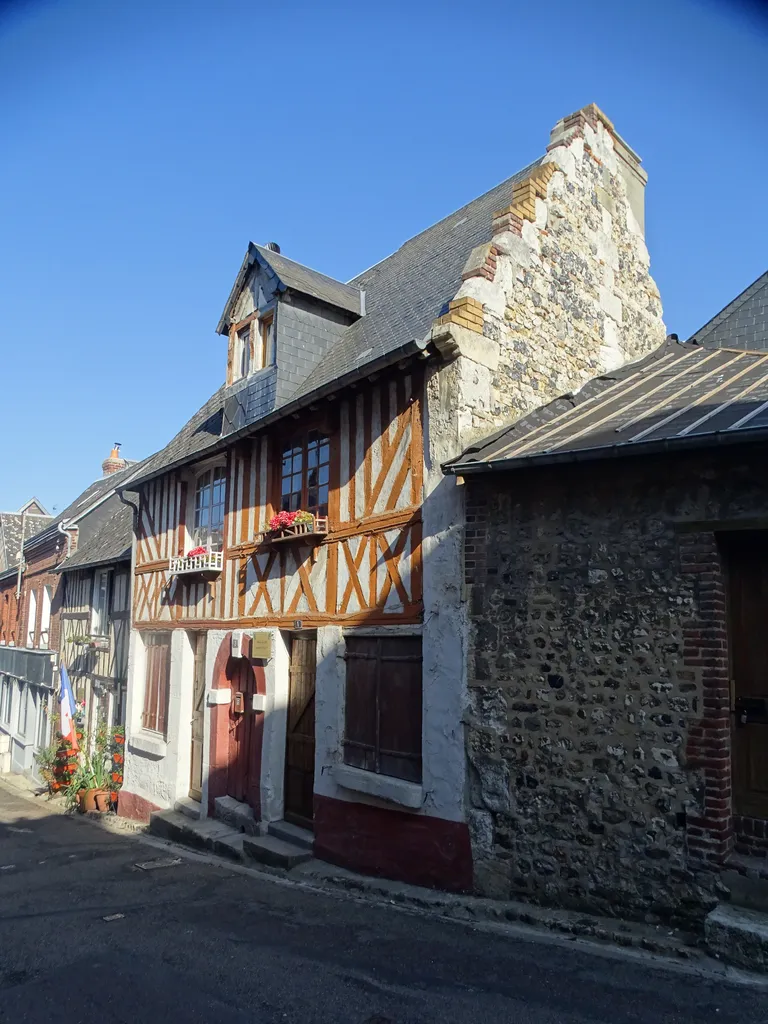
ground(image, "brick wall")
xmin=463 ymin=447 xmax=768 ymax=925
xmin=0 ymin=535 xmax=67 ymax=652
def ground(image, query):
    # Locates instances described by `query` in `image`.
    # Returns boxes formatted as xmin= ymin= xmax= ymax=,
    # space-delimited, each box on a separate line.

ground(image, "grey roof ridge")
xmin=688 ymin=269 xmax=768 ymax=343
xmin=122 ymin=335 xmax=432 ymax=491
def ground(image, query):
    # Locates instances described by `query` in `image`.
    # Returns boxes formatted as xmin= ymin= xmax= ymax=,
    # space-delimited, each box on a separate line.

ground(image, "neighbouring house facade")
xmin=0 ymin=449 xmax=135 ymax=775
xmin=0 ymin=498 xmax=51 ymax=573
xmin=446 ymin=276 xmax=768 ymax=925
xmin=118 ymin=102 xmax=667 ymax=892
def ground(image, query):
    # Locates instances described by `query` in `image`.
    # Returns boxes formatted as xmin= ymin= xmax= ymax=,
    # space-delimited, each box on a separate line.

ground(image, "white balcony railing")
xmin=169 ymin=551 xmax=224 ymax=576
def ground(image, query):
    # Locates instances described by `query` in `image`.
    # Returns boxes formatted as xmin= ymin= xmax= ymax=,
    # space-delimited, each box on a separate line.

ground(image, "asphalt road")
xmin=0 ymin=784 xmax=766 ymax=1024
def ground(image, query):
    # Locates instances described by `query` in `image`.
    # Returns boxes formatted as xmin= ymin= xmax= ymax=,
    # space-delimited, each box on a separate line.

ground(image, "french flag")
xmin=59 ymin=665 xmax=79 ymax=752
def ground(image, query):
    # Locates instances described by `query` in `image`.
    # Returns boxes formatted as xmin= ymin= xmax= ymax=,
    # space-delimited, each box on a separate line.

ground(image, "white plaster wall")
xmin=123 ymin=627 xmax=195 ymax=810
xmin=259 ymin=629 xmax=290 ymax=823
xmin=199 ymin=628 xmax=227 ymax=819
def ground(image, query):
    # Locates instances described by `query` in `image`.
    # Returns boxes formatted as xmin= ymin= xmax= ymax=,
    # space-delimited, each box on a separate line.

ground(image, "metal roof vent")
xmin=265 ymin=241 xmax=281 ymax=254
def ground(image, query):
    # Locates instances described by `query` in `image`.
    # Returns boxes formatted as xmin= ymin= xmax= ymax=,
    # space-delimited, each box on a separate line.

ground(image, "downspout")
xmin=57 ymin=519 xmax=78 ymax=561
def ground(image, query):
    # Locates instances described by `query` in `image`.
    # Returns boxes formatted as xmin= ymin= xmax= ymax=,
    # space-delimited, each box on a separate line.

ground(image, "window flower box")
xmin=87 ymin=635 xmax=110 ymax=652
xmin=169 ymin=550 xmax=224 ymax=576
xmin=260 ymin=511 xmax=328 ymax=545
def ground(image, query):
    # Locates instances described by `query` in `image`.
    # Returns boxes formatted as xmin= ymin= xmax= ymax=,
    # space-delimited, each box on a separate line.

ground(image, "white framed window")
xmin=17 ymin=682 xmax=28 ymax=736
xmin=91 ymin=570 xmax=111 ymax=637
xmin=237 ymin=324 xmax=251 ymax=379
xmin=26 ymin=590 xmax=37 ymax=648
xmin=1 ymin=675 xmax=12 ymax=725
xmin=193 ymin=467 xmax=226 ymax=552
xmin=39 ymin=585 xmax=52 ymax=649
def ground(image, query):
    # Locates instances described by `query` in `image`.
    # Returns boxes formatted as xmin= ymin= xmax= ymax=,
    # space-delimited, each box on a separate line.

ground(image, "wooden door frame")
xmin=674 ymin=526 xmax=768 ymax=865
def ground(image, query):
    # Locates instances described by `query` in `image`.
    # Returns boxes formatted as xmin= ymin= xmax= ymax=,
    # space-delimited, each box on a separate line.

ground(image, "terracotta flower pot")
xmin=82 ymin=788 xmax=99 ymax=812
xmin=94 ymin=790 xmax=110 ymax=812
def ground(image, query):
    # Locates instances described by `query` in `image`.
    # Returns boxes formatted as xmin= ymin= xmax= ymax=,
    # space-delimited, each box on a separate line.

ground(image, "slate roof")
xmin=0 ymin=510 xmax=52 ymax=572
xmin=17 ymin=462 xmax=139 ymax=557
xmin=56 ymin=493 xmax=133 ymax=572
xmin=291 ymin=161 xmax=541 ymax=402
xmin=689 ymin=270 xmax=768 ymax=352
xmin=445 ymin=339 xmax=768 ymax=474
xmin=253 ymin=245 xmax=363 ymax=316
xmin=130 ymin=158 xmax=542 ymax=488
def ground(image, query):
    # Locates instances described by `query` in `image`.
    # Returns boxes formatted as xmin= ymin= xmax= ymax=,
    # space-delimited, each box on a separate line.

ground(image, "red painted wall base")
xmin=117 ymin=790 xmax=161 ymax=823
xmin=313 ymin=794 xmax=473 ymax=893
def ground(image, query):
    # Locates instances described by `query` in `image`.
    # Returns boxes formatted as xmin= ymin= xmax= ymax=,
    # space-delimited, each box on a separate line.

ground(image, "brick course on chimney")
xmin=102 ymin=444 xmax=127 ymax=477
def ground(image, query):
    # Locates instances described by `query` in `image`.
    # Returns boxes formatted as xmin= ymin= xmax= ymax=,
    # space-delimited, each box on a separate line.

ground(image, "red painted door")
xmin=227 ymin=655 xmax=264 ymax=813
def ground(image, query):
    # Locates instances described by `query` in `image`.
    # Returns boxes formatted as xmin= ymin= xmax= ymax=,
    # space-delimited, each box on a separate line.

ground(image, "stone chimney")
xmin=102 ymin=443 xmax=127 ymax=477
xmin=548 ymin=103 xmax=648 ymax=235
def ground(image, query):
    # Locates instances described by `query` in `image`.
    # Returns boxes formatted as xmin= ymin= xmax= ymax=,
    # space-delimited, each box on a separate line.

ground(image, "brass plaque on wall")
xmin=250 ymin=630 xmax=272 ymax=660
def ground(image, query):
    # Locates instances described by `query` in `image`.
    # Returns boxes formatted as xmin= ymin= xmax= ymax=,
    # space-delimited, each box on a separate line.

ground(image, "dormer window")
xmin=193 ymin=467 xmax=226 ymax=552
xmin=237 ymin=325 xmax=251 ymax=379
xmin=259 ymin=313 xmax=275 ymax=368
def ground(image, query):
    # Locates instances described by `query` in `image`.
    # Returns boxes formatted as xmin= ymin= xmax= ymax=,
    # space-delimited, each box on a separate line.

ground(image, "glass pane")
xmin=307 ymin=488 xmax=318 ymax=509
xmin=319 ymin=464 xmax=329 ymax=486
xmin=318 ymin=484 xmax=328 ymax=508
xmin=289 ymin=491 xmax=300 ymax=511
xmin=307 ymin=446 xmax=318 ymax=469
xmin=292 ymin=454 xmax=302 ymax=473
xmin=282 ymin=457 xmax=292 ymax=475
xmin=291 ymin=473 xmax=302 ymax=494
xmin=307 ymin=468 xmax=318 ymax=488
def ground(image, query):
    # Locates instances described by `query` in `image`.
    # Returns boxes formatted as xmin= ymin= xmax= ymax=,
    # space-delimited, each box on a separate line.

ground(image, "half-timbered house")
xmin=0 ymin=449 xmax=135 ymax=776
xmin=119 ymin=104 xmax=667 ymax=891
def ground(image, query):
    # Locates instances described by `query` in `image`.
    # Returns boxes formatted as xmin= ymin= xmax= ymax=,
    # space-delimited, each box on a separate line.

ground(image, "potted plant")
xmin=264 ymin=509 xmax=328 ymax=544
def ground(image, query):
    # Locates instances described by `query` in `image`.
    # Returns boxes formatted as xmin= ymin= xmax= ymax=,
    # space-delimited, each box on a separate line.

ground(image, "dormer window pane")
xmin=238 ymin=326 xmax=251 ymax=378
xmin=259 ymin=314 xmax=274 ymax=368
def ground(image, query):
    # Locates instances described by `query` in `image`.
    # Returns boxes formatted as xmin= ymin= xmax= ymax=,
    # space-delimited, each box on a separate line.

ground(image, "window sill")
xmin=331 ymin=763 xmax=423 ymax=810
xmin=128 ymin=732 xmax=168 ymax=759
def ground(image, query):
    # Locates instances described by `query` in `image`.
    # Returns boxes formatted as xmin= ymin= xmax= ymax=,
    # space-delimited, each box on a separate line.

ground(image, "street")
xmin=0 ymin=784 xmax=765 ymax=1024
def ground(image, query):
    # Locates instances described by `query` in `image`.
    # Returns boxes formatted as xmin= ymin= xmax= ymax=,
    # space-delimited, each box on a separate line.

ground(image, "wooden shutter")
xmin=142 ymin=632 xmax=171 ymax=735
xmin=344 ymin=635 xmax=422 ymax=782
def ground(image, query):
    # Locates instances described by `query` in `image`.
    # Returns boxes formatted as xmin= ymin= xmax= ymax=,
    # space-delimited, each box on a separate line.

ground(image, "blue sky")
xmin=0 ymin=0 xmax=766 ymax=513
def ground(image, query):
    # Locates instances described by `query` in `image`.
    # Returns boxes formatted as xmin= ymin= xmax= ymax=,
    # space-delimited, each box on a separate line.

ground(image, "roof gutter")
xmin=123 ymin=337 xmax=433 ymax=492
xmin=443 ymin=425 xmax=768 ymax=476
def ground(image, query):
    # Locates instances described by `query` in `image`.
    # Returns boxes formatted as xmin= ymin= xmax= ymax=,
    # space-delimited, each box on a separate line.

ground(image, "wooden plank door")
xmin=189 ymin=633 xmax=206 ymax=801
xmin=227 ymin=656 xmax=257 ymax=804
xmin=726 ymin=532 xmax=768 ymax=819
xmin=284 ymin=635 xmax=316 ymax=829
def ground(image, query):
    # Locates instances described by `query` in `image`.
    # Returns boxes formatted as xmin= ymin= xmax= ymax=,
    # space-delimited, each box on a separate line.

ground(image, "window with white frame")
xmin=91 ymin=570 xmax=111 ymax=637
xmin=193 ymin=467 xmax=226 ymax=552
xmin=39 ymin=585 xmax=52 ymax=649
xmin=17 ymin=682 xmax=28 ymax=736
xmin=26 ymin=589 xmax=37 ymax=648
xmin=0 ymin=675 xmax=12 ymax=725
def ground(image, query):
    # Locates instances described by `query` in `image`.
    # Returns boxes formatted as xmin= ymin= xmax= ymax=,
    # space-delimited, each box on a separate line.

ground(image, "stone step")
xmin=243 ymin=834 xmax=313 ymax=870
xmin=214 ymin=795 xmax=258 ymax=835
xmin=267 ymin=819 xmax=314 ymax=851
xmin=722 ymin=867 xmax=768 ymax=914
xmin=174 ymin=797 xmax=202 ymax=821
xmin=704 ymin=903 xmax=768 ymax=973
xmin=149 ymin=810 xmax=241 ymax=854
